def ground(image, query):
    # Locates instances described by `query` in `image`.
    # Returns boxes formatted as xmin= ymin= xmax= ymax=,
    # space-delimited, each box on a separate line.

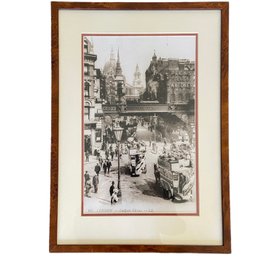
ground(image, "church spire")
xmin=152 ymin=49 xmax=157 ymax=61
xmin=135 ymin=64 xmax=140 ymax=73
xmin=134 ymin=64 xmax=141 ymax=78
xmin=117 ymin=49 xmax=120 ymax=62
xmin=110 ymin=47 xmax=115 ymax=61
xmin=133 ymin=64 xmax=143 ymax=89
xmin=115 ymin=49 xmax=123 ymax=76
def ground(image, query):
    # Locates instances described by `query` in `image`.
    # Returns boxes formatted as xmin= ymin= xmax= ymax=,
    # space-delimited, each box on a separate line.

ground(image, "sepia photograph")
xmin=82 ymin=34 xmax=198 ymax=215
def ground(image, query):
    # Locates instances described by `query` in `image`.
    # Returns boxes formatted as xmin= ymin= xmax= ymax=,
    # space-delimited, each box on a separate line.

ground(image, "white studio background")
xmin=0 ymin=0 xmax=263 ymax=256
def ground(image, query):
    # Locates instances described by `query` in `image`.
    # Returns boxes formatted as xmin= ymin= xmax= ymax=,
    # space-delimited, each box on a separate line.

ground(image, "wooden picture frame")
xmin=50 ymin=1 xmax=230 ymax=253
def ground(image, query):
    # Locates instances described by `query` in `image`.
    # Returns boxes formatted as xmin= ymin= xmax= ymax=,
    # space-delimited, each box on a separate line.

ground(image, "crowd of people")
xmin=84 ymin=144 xmax=122 ymax=204
xmin=84 ymin=125 xmax=194 ymax=205
xmin=84 ymin=165 xmax=119 ymax=204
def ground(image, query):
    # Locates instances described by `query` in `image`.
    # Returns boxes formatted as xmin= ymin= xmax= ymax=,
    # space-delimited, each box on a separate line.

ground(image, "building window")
xmin=185 ymin=93 xmax=190 ymax=101
xmin=84 ymin=107 xmax=90 ymax=120
xmin=89 ymin=66 xmax=93 ymax=77
xmin=178 ymin=93 xmax=183 ymax=102
xmin=171 ymin=93 xmax=176 ymax=103
xmin=84 ymin=81 xmax=91 ymax=98
xmin=84 ymin=65 xmax=88 ymax=75
xmin=84 ymin=45 xmax=88 ymax=54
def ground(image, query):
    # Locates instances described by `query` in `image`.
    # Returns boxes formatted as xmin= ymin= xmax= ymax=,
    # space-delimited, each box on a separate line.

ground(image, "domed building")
xmin=103 ymin=48 xmax=116 ymax=76
xmin=102 ymin=49 xmax=126 ymax=104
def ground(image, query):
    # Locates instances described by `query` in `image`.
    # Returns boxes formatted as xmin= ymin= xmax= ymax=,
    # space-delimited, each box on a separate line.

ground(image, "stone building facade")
xmin=144 ymin=52 xmax=195 ymax=104
xmin=83 ymin=37 xmax=103 ymax=155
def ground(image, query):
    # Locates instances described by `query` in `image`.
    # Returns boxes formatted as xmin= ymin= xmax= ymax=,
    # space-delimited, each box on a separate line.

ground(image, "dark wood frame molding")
xmin=50 ymin=1 xmax=230 ymax=253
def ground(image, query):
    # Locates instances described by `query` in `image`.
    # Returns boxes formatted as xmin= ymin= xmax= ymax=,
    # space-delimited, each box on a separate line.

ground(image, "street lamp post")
xmin=113 ymin=123 xmax=124 ymax=197
xmin=153 ymin=114 xmax=157 ymax=142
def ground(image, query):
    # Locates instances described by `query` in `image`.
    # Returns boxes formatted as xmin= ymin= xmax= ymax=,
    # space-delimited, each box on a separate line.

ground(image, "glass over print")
xmin=82 ymin=34 xmax=198 ymax=216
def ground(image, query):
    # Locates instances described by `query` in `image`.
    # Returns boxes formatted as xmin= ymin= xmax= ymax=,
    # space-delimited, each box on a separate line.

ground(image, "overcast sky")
xmin=86 ymin=35 xmax=196 ymax=85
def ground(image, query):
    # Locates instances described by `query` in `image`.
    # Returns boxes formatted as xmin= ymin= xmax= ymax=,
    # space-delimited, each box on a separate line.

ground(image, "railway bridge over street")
xmin=100 ymin=101 xmax=194 ymax=124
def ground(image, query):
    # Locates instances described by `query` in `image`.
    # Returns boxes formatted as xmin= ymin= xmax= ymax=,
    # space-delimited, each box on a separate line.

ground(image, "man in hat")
xmin=94 ymin=163 xmax=101 ymax=176
xmin=92 ymin=173 xmax=99 ymax=193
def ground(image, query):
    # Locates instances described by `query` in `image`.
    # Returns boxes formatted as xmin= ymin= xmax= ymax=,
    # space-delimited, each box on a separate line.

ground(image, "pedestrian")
xmin=115 ymin=148 xmax=118 ymax=157
xmin=109 ymin=181 xmax=115 ymax=203
xmin=84 ymin=171 xmax=90 ymax=185
xmin=105 ymin=149 xmax=109 ymax=159
xmin=103 ymin=161 xmax=107 ymax=175
xmin=154 ymin=163 xmax=160 ymax=184
xmin=111 ymin=188 xmax=119 ymax=204
xmin=85 ymin=150 xmax=89 ymax=162
xmin=96 ymin=150 xmax=101 ymax=159
xmin=99 ymin=156 xmax=103 ymax=167
xmin=102 ymin=142 xmax=106 ymax=151
xmin=85 ymin=176 xmax=92 ymax=197
xmin=179 ymin=173 xmax=186 ymax=193
xmin=94 ymin=163 xmax=101 ymax=175
xmin=92 ymin=173 xmax=99 ymax=193
xmin=110 ymin=151 xmax=114 ymax=161
xmin=107 ymin=160 xmax=112 ymax=174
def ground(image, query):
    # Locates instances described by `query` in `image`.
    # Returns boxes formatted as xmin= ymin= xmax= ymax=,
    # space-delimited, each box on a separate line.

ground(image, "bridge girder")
xmin=100 ymin=103 xmax=194 ymax=123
